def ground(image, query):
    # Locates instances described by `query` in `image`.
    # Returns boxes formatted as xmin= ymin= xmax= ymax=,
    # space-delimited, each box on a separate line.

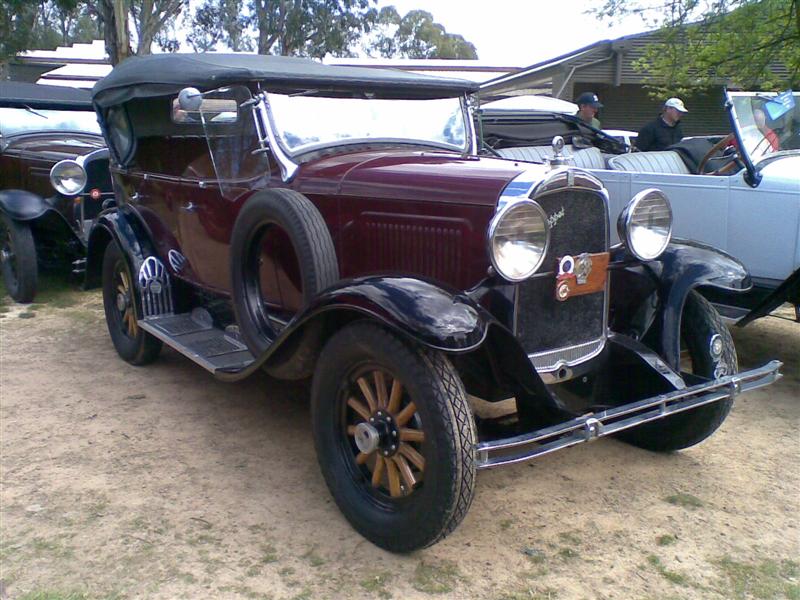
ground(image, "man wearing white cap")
xmin=636 ymin=97 xmax=688 ymax=151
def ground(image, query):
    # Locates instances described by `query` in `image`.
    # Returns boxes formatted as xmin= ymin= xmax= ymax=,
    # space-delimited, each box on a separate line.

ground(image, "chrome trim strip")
xmin=475 ymin=360 xmax=783 ymax=469
xmin=255 ymin=94 xmax=299 ymax=182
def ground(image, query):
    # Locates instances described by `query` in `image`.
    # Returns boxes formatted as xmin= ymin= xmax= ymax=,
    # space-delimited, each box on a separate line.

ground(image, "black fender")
xmin=612 ymin=239 xmax=750 ymax=370
xmin=218 ymin=275 xmax=567 ymax=421
xmin=0 ymin=189 xmax=50 ymax=221
xmin=84 ymin=207 xmax=154 ymax=291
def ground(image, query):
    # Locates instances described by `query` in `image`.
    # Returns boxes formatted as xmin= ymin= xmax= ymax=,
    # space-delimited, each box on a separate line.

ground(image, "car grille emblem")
xmin=547 ymin=206 xmax=565 ymax=229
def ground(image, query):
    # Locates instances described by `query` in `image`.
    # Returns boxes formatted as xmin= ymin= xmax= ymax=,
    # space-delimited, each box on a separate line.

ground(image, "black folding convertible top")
xmin=0 ymin=81 xmax=93 ymax=110
xmin=92 ymin=53 xmax=480 ymax=108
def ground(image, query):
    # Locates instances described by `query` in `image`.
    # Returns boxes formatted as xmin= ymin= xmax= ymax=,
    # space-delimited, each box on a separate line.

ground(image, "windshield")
xmin=0 ymin=106 xmax=101 ymax=136
xmin=266 ymin=93 xmax=469 ymax=155
xmin=729 ymin=91 xmax=799 ymax=162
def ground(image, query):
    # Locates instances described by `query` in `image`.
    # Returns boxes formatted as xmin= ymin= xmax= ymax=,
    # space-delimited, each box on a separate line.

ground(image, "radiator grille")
xmin=515 ymin=189 xmax=608 ymax=366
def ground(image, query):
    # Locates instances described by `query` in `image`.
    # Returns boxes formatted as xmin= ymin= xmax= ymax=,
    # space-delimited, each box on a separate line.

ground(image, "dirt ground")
xmin=0 ymin=286 xmax=798 ymax=600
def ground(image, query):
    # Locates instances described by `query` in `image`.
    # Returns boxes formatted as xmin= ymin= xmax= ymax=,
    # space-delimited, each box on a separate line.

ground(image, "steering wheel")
xmin=697 ymin=133 xmax=737 ymax=175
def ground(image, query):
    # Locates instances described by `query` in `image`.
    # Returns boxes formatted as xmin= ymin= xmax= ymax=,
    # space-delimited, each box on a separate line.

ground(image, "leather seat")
xmin=607 ymin=151 xmax=691 ymax=174
xmin=495 ymin=145 xmax=606 ymax=170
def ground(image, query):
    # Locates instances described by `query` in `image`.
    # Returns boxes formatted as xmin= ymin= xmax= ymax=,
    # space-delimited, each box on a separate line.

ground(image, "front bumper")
xmin=475 ymin=360 xmax=782 ymax=469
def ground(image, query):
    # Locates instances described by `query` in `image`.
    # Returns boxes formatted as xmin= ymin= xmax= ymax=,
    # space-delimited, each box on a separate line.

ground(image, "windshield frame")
xmin=255 ymin=90 xmax=476 ymax=181
xmin=726 ymin=90 xmax=798 ymax=185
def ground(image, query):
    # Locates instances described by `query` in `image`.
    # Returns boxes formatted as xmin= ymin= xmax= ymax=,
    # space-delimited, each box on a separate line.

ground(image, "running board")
xmin=139 ymin=310 xmax=255 ymax=374
xmin=475 ymin=360 xmax=783 ymax=469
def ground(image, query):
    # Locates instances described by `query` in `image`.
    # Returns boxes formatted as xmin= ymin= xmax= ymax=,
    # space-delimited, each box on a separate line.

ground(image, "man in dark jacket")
xmin=636 ymin=98 xmax=688 ymax=151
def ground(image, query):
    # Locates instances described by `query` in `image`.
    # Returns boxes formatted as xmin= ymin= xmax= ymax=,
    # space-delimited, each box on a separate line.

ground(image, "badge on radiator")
xmin=555 ymin=252 xmax=609 ymax=302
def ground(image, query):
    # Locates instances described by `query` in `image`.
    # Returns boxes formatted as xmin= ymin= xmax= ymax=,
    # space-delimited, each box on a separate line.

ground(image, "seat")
xmin=571 ymin=147 xmax=606 ymax=169
xmin=607 ymin=151 xmax=691 ymax=174
xmin=495 ymin=145 xmax=555 ymax=162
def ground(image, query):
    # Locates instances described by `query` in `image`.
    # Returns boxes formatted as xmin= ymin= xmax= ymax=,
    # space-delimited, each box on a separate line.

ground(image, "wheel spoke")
xmin=117 ymin=284 xmax=126 ymax=295
xmin=395 ymin=401 xmax=417 ymax=427
xmin=373 ymin=371 xmax=387 ymax=409
xmin=347 ymin=397 xmax=370 ymax=421
xmin=387 ymin=379 xmax=403 ymax=414
xmin=385 ymin=457 xmax=401 ymax=497
xmin=393 ymin=454 xmax=417 ymax=490
xmin=346 ymin=425 xmax=357 ymax=436
xmin=120 ymin=269 xmax=131 ymax=291
xmin=399 ymin=443 xmax=425 ymax=471
xmin=371 ymin=455 xmax=385 ymax=487
xmin=400 ymin=428 xmax=424 ymax=443
xmin=356 ymin=451 xmax=370 ymax=465
xmin=357 ymin=377 xmax=377 ymax=412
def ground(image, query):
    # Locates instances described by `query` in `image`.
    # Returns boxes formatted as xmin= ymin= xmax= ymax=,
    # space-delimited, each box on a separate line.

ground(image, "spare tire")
xmin=230 ymin=189 xmax=339 ymax=380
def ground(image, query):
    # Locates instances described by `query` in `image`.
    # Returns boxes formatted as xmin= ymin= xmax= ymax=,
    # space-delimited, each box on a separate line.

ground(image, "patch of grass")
xmin=412 ymin=560 xmax=462 ymax=594
xmin=558 ymin=531 xmax=582 ymax=546
xmin=260 ymin=542 xmax=278 ymax=563
xmin=657 ymin=534 xmax=678 ymax=546
xmin=713 ymin=556 xmax=800 ymax=599
xmin=664 ymin=492 xmax=704 ymax=508
xmin=17 ymin=592 xmax=90 ymax=600
xmin=18 ymin=311 xmax=36 ymax=318
xmin=499 ymin=518 xmax=514 ymax=530
xmin=360 ymin=571 xmax=393 ymax=598
xmin=557 ymin=547 xmax=579 ymax=560
xmin=302 ymin=546 xmax=325 ymax=567
xmin=0 ymin=304 xmax=11 ymax=313
xmin=278 ymin=566 xmax=295 ymax=577
xmin=30 ymin=537 xmax=74 ymax=559
xmin=32 ymin=273 xmax=83 ymax=308
xmin=521 ymin=547 xmax=546 ymax=564
xmin=290 ymin=590 xmax=312 ymax=600
xmin=647 ymin=554 xmax=689 ymax=586
xmin=496 ymin=588 xmax=559 ymax=600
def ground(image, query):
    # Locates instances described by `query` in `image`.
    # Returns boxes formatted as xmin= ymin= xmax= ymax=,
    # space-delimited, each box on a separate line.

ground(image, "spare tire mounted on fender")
xmin=230 ymin=189 xmax=339 ymax=379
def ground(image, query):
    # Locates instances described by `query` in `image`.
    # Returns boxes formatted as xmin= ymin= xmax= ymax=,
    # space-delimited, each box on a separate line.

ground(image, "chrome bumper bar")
xmin=475 ymin=360 xmax=782 ymax=469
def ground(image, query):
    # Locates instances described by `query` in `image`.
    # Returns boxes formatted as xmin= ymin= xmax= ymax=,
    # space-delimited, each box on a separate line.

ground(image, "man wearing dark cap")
xmin=636 ymin=97 xmax=688 ymax=151
xmin=575 ymin=92 xmax=603 ymax=129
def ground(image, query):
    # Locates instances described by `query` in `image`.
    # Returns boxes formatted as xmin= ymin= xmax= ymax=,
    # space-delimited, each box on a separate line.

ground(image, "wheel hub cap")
xmin=354 ymin=422 xmax=380 ymax=454
xmin=116 ymin=292 xmax=129 ymax=312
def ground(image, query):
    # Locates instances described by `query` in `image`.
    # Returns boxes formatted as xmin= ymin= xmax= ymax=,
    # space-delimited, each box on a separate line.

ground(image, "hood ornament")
xmin=546 ymin=136 xmax=573 ymax=169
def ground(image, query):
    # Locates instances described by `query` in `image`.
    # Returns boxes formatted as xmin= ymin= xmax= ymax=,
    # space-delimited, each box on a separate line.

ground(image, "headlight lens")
xmin=617 ymin=189 xmax=673 ymax=261
xmin=50 ymin=160 xmax=87 ymax=196
xmin=488 ymin=200 xmax=549 ymax=282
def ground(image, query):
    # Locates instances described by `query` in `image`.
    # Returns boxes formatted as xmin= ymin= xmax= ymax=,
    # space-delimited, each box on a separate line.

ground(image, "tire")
xmin=102 ymin=242 xmax=162 ymax=365
xmin=311 ymin=321 xmax=477 ymax=552
xmin=230 ymin=189 xmax=338 ymax=380
xmin=619 ymin=291 xmax=738 ymax=452
xmin=0 ymin=213 xmax=38 ymax=303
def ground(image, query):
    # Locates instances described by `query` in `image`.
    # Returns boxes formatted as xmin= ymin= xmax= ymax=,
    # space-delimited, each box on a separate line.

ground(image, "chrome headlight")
xmin=488 ymin=200 xmax=549 ymax=282
xmin=50 ymin=160 xmax=87 ymax=196
xmin=617 ymin=189 xmax=673 ymax=261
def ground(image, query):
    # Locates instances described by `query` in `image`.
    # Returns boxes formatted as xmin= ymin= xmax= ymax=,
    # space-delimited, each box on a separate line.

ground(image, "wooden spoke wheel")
xmin=311 ymin=321 xmax=476 ymax=552
xmin=101 ymin=242 xmax=162 ymax=366
xmin=345 ymin=367 xmax=426 ymax=499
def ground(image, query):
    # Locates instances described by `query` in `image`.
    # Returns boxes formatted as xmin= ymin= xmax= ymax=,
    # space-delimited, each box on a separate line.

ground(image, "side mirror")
xmin=178 ymin=87 xmax=202 ymax=112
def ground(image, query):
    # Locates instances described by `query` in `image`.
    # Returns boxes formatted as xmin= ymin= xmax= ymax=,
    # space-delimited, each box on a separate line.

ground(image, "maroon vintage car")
xmin=86 ymin=53 xmax=780 ymax=552
xmin=0 ymin=82 xmax=113 ymax=302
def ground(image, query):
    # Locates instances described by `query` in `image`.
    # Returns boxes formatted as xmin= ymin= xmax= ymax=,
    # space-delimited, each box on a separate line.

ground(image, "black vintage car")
xmin=87 ymin=54 xmax=780 ymax=552
xmin=0 ymin=82 xmax=113 ymax=302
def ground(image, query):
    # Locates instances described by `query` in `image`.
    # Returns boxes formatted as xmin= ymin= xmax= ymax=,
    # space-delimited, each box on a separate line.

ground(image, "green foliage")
xmin=714 ymin=556 xmax=800 ymax=599
xmin=369 ymin=7 xmax=478 ymax=59
xmin=594 ymin=0 xmax=799 ymax=93
xmin=664 ymin=492 xmax=704 ymax=508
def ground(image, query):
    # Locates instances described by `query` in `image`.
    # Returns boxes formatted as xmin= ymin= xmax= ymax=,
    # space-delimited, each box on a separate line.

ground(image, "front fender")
xmin=85 ymin=207 xmax=154 ymax=290
xmin=0 ymin=189 xmax=51 ymax=221
xmin=303 ymin=276 xmax=490 ymax=352
xmin=651 ymin=239 xmax=750 ymax=369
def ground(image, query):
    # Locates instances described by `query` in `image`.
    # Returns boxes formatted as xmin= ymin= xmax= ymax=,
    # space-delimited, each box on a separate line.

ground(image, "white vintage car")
xmin=479 ymin=90 xmax=800 ymax=324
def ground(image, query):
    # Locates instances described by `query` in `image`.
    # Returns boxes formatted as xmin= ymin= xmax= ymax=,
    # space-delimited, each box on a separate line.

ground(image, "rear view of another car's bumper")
xmin=475 ymin=360 xmax=782 ymax=468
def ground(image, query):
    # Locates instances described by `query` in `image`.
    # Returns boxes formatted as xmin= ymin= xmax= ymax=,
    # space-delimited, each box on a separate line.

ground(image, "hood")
xmin=4 ymin=132 xmax=105 ymax=161
xmin=294 ymin=149 xmax=528 ymax=207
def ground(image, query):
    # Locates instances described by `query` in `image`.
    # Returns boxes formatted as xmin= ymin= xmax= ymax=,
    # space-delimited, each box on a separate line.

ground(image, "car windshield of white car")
xmin=0 ymin=107 xmax=101 ymax=136
xmin=730 ymin=91 xmax=799 ymax=161
xmin=266 ymin=93 xmax=468 ymax=155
